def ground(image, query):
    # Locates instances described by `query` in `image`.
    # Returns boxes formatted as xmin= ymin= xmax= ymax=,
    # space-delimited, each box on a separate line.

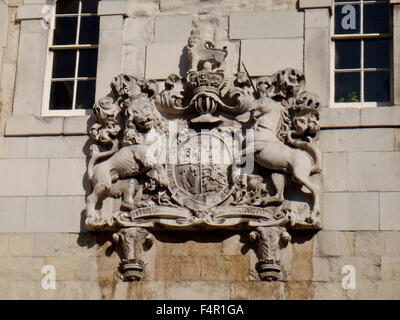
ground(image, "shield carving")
xmin=167 ymin=132 xmax=234 ymax=211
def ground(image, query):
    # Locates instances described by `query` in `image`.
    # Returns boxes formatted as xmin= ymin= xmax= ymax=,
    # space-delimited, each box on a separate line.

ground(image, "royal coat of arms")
xmin=85 ymin=30 xmax=322 ymax=282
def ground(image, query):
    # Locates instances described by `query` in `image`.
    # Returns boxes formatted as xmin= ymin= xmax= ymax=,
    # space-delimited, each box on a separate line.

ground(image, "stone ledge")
xmin=5 ymin=115 xmax=93 ymax=136
xmin=98 ymin=1 xmax=128 ymax=16
xmin=299 ymin=0 xmax=332 ymax=9
xmin=16 ymin=4 xmax=44 ymax=21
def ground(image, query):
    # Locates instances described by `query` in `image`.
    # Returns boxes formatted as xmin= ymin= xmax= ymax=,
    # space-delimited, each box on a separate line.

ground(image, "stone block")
xmin=8 ymin=281 xmax=41 ymax=300
xmin=319 ymin=107 xmax=361 ymax=128
xmin=122 ymin=45 xmax=146 ymax=79
xmin=240 ymin=38 xmax=303 ymax=76
xmin=187 ymin=240 xmax=223 ymax=257
xmin=63 ymin=116 xmax=95 ymax=136
xmin=315 ymin=231 xmax=355 ymax=257
xmin=247 ymin=281 xmax=284 ymax=300
xmin=128 ymin=281 xmax=167 ymax=300
xmin=155 ymin=15 xmax=192 ymax=42
xmin=159 ymin=0 xmax=198 ymax=12
xmin=0 ymin=159 xmax=48 ymax=196
xmin=0 ymin=257 xmax=45 ymax=281
xmin=5 ymin=115 xmax=64 ymax=136
xmin=395 ymin=25 xmax=400 ymax=105
xmin=319 ymin=128 xmax=395 ymax=152
xmin=355 ymin=232 xmax=385 ymax=257
xmin=146 ymin=42 xmax=189 ymax=79
xmin=98 ymin=0 xmax=128 ymax=16
xmin=327 ymin=256 xmax=381 ymax=282
xmin=12 ymin=23 xmax=48 ymax=115
xmin=312 ymin=257 xmax=331 ymax=282
xmin=8 ymin=234 xmax=34 ymax=256
xmin=156 ymin=240 xmax=189 ymax=257
xmin=26 ymin=136 xmax=89 ymax=158
xmin=322 ymin=152 xmax=347 ymax=192
xmin=16 ymin=4 xmax=44 ymax=20
xmin=291 ymin=239 xmax=314 ymax=281
xmin=229 ymin=11 xmax=303 ymax=39
xmin=164 ymin=280 xmax=230 ymax=299
xmin=100 ymin=15 xmax=123 ymax=31
xmin=323 ymin=192 xmax=379 ymax=230
xmin=299 ymin=0 xmax=332 ymax=9
xmin=381 ymin=256 xmax=400 ymax=280
xmin=348 ymin=152 xmax=400 ymax=192
xmin=33 ymin=233 xmax=65 ymax=256
xmin=25 ymin=196 xmax=85 ymax=232
xmin=380 ymin=193 xmax=400 ymax=230
xmin=360 ymin=107 xmax=400 ymax=127
xmin=304 ymin=27 xmax=330 ymax=106
xmin=285 ymin=281 xmax=315 ymax=300
xmin=0 ymin=235 xmax=9 ymax=257
xmin=222 ymin=234 xmax=243 ymax=255
xmin=376 ymin=281 xmax=400 ymax=299
xmin=383 ymin=231 xmax=400 ymax=256
xmin=305 ymin=8 xmax=330 ymax=28
xmin=395 ymin=129 xmax=400 ymax=151
xmin=0 ymin=197 xmax=26 ymax=232
xmin=0 ymin=137 xmax=27 ymax=158
xmin=123 ymin=17 xmax=154 ymax=46
xmin=47 ymin=158 xmax=89 ymax=196
xmin=313 ymin=282 xmax=349 ymax=300
xmin=44 ymin=256 xmax=81 ymax=281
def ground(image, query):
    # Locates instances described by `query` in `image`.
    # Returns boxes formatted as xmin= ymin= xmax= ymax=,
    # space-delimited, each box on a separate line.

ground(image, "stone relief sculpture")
xmin=85 ymin=30 xmax=322 ymax=282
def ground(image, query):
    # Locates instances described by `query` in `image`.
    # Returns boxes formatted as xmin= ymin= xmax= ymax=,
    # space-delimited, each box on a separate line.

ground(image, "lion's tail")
xmin=88 ymin=140 xmax=119 ymax=181
xmin=287 ymin=136 xmax=322 ymax=174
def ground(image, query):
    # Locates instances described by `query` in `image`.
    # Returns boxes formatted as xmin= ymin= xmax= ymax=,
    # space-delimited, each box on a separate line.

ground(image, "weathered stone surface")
xmin=323 ymin=192 xmax=380 ymax=231
xmin=312 ymin=257 xmax=330 ymax=282
xmin=315 ymin=231 xmax=355 ymax=257
xmin=355 ymin=232 xmax=385 ymax=257
xmin=380 ymin=193 xmax=400 ymax=230
xmin=240 ymin=38 xmax=303 ymax=76
xmin=320 ymin=108 xmax=361 ymax=128
xmin=222 ymin=234 xmax=243 ymax=256
xmin=155 ymin=15 xmax=192 ymax=42
xmin=123 ymin=17 xmax=154 ymax=45
xmin=229 ymin=11 xmax=303 ymax=39
xmin=25 ymin=196 xmax=85 ymax=232
xmin=381 ymin=256 xmax=400 ymax=281
xmin=0 ymin=197 xmax=26 ymax=232
xmin=383 ymin=231 xmax=400 ymax=256
xmin=63 ymin=116 xmax=94 ymax=136
xmin=128 ymin=281 xmax=167 ymax=300
xmin=122 ymin=45 xmax=146 ymax=79
xmin=299 ymin=0 xmax=332 ymax=9
xmin=305 ymin=8 xmax=330 ymax=28
xmin=8 ymin=234 xmax=34 ymax=256
xmin=44 ymin=256 xmax=81 ymax=281
xmin=360 ymin=107 xmax=400 ymax=127
xmin=291 ymin=239 xmax=314 ymax=281
xmin=285 ymin=281 xmax=315 ymax=300
xmin=327 ymin=256 xmax=381 ymax=282
xmin=376 ymin=281 xmax=400 ymax=300
xmin=348 ymin=152 xmax=400 ymax=192
xmin=319 ymin=128 xmax=395 ymax=152
xmin=322 ymin=152 xmax=347 ymax=192
xmin=0 ymin=137 xmax=27 ymax=158
xmin=0 ymin=257 xmax=44 ymax=281
xmin=5 ymin=116 xmax=64 ymax=136
xmin=26 ymin=136 xmax=88 ymax=158
xmin=0 ymin=159 xmax=48 ymax=196
xmin=47 ymin=158 xmax=89 ymax=196
xmin=164 ymin=280 xmax=231 ymax=299
xmin=146 ymin=42 xmax=189 ymax=79
xmin=313 ymin=282 xmax=349 ymax=300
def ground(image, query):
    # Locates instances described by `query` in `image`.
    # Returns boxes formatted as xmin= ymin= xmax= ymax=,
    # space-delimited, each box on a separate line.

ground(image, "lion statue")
xmin=86 ymin=97 xmax=168 ymax=229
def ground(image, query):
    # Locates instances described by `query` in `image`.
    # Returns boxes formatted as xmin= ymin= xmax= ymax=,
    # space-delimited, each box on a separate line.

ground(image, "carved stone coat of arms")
xmin=85 ymin=30 xmax=322 ymax=282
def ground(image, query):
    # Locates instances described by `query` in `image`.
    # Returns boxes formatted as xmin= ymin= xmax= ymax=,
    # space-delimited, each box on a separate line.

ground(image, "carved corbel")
xmin=113 ymin=227 xmax=153 ymax=281
xmin=250 ymin=226 xmax=291 ymax=281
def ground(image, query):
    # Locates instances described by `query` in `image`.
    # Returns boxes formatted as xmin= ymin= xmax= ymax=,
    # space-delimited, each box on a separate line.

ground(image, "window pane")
xmin=335 ymin=39 xmax=361 ymax=69
xmin=79 ymin=16 xmax=100 ymax=44
xmin=76 ymin=80 xmax=96 ymax=109
xmin=364 ymin=38 xmax=390 ymax=69
xmin=52 ymin=50 xmax=77 ymax=78
xmin=335 ymin=4 xmax=360 ymax=35
xmin=364 ymin=71 xmax=390 ymax=102
xmin=49 ymin=81 xmax=74 ymax=110
xmin=53 ymin=17 xmax=78 ymax=45
xmin=335 ymin=72 xmax=361 ymax=102
xmin=364 ymin=3 xmax=390 ymax=34
xmin=56 ymin=0 xmax=79 ymax=14
xmin=82 ymin=0 xmax=99 ymax=13
xmin=78 ymin=49 xmax=98 ymax=77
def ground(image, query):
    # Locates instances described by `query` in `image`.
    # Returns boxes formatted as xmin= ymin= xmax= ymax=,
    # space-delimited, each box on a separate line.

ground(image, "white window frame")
xmin=330 ymin=0 xmax=393 ymax=108
xmin=42 ymin=1 xmax=98 ymax=117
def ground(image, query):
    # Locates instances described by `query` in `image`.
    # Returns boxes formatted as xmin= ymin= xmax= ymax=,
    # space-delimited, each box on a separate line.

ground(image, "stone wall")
xmin=0 ymin=0 xmax=400 ymax=300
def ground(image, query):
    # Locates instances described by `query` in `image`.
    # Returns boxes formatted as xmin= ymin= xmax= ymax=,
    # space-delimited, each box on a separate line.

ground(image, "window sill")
xmin=4 ymin=114 xmax=95 ymax=137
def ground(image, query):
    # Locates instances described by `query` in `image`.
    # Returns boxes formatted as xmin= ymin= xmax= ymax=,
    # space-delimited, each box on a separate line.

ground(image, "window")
xmin=43 ymin=0 xmax=100 ymax=116
xmin=332 ymin=0 xmax=392 ymax=105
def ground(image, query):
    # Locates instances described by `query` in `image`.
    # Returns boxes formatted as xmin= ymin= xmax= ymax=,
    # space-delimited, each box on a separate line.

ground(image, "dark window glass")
xmin=335 ymin=39 xmax=361 ymax=69
xmin=335 ymin=4 xmax=360 ymax=35
xmin=76 ymin=80 xmax=96 ymax=109
xmin=53 ymin=17 xmax=78 ymax=45
xmin=79 ymin=16 xmax=100 ymax=44
xmin=78 ymin=49 xmax=98 ymax=77
xmin=335 ymin=72 xmax=361 ymax=102
xmin=52 ymin=50 xmax=77 ymax=78
xmin=49 ymin=81 xmax=74 ymax=110
xmin=82 ymin=0 xmax=99 ymax=13
xmin=364 ymin=38 xmax=391 ymax=68
xmin=364 ymin=3 xmax=390 ymax=34
xmin=364 ymin=71 xmax=390 ymax=102
xmin=56 ymin=0 xmax=79 ymax=14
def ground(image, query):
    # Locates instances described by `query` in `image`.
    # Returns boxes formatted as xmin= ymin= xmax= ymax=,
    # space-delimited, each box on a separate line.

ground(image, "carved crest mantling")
xmin=85 ymin=30 xmax=323 ymax=282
